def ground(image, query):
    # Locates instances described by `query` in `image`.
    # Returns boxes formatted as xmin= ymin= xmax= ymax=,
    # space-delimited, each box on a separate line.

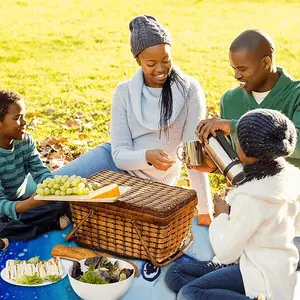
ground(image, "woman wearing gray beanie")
xmin=49 ymin=15 xmax=213 ymax=224
xmin=166 ymin=109 xmax=300 ymax=300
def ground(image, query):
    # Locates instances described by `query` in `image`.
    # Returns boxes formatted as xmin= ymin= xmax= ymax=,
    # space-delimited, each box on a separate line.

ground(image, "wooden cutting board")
xmin=34 ymin=186 xmax=131 ymax=203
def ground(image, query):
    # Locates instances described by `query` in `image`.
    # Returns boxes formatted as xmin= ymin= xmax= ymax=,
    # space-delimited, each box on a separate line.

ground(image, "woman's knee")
xmin=53 ymin=143 xmax=116 ymax=177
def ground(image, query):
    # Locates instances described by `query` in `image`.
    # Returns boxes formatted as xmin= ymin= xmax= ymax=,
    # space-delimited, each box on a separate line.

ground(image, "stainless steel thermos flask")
xmin=203 ymin=130 xmax=245 ymax=185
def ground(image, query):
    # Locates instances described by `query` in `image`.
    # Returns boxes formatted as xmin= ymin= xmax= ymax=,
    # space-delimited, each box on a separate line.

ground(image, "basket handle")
xmin=132 ymin=221 xmax=194 ymax=267
xmin=65 ymin=210 xmax=94 ymax=242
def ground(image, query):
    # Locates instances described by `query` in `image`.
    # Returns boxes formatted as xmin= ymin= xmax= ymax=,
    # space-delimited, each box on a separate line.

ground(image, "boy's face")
xmin=0 ymin=100 xmax=27 ymax=140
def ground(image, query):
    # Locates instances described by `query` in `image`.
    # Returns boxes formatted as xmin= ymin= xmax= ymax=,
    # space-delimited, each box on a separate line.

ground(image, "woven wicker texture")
xmin=69 ymin=170 xmax=198 ymax=264
xmin=88 ymin=170 xmax=197 ymax=219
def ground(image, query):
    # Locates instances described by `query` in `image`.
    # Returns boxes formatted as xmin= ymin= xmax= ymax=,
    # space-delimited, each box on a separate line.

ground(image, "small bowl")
xmin=68 ymin=257 xmax=134 ymax=300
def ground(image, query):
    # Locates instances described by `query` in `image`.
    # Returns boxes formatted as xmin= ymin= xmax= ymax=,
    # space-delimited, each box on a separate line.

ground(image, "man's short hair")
xmin=230 ymin=29 xmax=275 ymax=59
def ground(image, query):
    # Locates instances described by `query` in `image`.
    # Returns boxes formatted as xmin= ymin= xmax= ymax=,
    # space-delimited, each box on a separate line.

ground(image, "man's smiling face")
xmin=229 ymin=50 xmax=269 ymax=93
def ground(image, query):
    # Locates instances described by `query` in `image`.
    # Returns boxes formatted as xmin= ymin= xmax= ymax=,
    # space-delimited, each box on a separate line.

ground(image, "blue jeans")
xmin=0 ymin=201 xmax=70 ymax=240
xmin=165 ymin=261 xmax=252 ymax=300
xmin=54 ymin=142 xmax=125 ymax=177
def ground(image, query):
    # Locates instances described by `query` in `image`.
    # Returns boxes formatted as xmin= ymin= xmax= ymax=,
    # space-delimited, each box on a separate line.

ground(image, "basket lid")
xmin=88 ymin=170 xmax=197 ymax=218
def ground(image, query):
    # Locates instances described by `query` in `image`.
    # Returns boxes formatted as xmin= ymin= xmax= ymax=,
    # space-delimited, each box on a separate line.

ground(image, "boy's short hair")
xmin=0 ymin=90 xmax=23 ymax=121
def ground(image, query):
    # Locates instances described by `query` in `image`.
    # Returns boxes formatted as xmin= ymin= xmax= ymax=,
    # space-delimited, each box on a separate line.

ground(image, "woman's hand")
xmin=146 ymin=149 xmax=175 ymax=171
xmin=213 ymin=193 xmax=230 ymax=217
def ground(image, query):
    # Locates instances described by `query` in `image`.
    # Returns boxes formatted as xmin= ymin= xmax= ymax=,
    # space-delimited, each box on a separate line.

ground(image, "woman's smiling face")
xmin=137 ymin=43 xmax=172 ymax=88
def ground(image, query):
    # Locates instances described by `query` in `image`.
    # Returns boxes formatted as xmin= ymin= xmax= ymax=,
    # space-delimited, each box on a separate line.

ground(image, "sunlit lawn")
xmin=0 ymin=0 xmax=300 ymax=189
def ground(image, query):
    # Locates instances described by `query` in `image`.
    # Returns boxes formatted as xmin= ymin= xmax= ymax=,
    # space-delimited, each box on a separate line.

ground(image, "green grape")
xmin=37 ymin=184 xmax=43 ymax=189
xmin=71 ymin=180 xmax=77 ymax=187
xmin=53 ymin=175 xmax=61 ymax=182
xmin=50 ymin=188 xmax=55 ymax=194
xmin=83 ymin=187 xmax=89 ymax=195
xmin=92 ymin=183 xmax=101 ymax=191
xmin=62 ymin=175 xmax=68 ymax=183
xmin=81 ymin=178 xmax=88 ymax=185
xmin=60 ymin=191 xmax=66 ymax=196
xmin=36 ymin=188 xmax=44 ymax=195
xmin=69 ymin=175 xmax=76 ymax=181
xmin=43 ymin=178 xmax=51 ymax=185
xmin=47 ymin=182 xmax=54 ymax=188
xmin=44 ymin=188 xmax=50 ymax=195
xmin=55 ymin=190 xmax=61 ymax=196
xmin=66 ymin=188 xmax=73 ymax=195
xmin=63 ymin=182 xmax=70 ymax=188
xmin=77 ymin=189 xmax=84 ymax=195
xmin=53 ymin=184 xmax=60 ymax=189
xmin=60 ymin=185 xmax=67 ymax=192
xmin=72 ymin=187 xmax=78 ymax=194
xmin=78 ymin=182 xmax=85 ymax=190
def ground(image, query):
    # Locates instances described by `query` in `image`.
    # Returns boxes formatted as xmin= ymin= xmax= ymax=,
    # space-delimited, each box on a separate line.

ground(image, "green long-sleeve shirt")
xmin=0 ymin=133 xmax=52 ymax=220
xmin=221 ymin=67 xmax=300 ymax=167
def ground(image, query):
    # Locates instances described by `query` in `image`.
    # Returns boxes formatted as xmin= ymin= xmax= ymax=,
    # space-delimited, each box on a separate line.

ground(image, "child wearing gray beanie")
xmin=166 ymin=108 xmax=300 ymax=299
xmin=237 ymin=108 xmax=297 ymax=183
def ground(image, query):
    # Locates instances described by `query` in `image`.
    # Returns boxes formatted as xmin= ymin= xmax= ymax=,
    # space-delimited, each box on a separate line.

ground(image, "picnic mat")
xmin=0 ymin=217 xmax=217 ymax=300
xmin=1 ymin=217 xmax=299 ymax=300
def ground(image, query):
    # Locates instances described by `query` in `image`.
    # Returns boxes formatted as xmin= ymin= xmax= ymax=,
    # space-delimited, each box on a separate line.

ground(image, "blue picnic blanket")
xmin=0 ymin=217 xmax=215 ymax=300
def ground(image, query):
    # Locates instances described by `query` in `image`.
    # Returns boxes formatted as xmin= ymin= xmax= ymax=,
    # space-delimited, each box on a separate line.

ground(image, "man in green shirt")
xmin=197 ymin=29 xmax=300 ymax=167
xmin=196 ymin=29 xmax=300 ymax=267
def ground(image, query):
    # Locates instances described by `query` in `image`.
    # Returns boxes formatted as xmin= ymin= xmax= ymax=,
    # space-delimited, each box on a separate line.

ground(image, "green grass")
xmin=1 ymin=0 xmax=300 ymax=191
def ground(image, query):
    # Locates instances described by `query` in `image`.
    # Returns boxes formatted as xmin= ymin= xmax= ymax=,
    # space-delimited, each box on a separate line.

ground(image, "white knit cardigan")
xmin=110 ymin=67 xmax=212 ymax=214
xmin=210 ymin=164 xmax=300 ymax=300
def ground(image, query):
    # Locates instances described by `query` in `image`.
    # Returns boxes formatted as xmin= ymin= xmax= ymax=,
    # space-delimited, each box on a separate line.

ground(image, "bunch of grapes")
xmin=36 ymin=175 xmax=101 ymax=196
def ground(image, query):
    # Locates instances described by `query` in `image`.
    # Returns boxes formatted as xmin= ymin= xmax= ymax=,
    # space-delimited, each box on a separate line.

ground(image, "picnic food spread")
xmin=35 ymin=175 xmax=121 ymax=200
xmin=70 ymin=256 xmax=133 ymax=284
xmin=5 ymin=256 xmax=63 ymax=285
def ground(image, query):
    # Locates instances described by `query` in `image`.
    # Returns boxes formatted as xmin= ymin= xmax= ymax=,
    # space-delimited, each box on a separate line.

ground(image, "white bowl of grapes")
xmin=68 ymin=256 xmax=134 ymax=300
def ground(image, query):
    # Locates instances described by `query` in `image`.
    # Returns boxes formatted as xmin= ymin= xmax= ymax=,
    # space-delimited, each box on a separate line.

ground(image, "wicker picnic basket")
xmin=66 ymin=170 xmax=197 ymax=267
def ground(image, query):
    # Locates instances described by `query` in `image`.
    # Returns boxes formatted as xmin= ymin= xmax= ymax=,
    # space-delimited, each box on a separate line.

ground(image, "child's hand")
xmin=16 ymin=195 xmax=51 ymax=213
xmin=213 ymin=193 xmax=230 ymax=217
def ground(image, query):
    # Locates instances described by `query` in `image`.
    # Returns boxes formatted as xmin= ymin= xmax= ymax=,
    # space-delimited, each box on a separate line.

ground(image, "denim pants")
xmin=54 ymin=142 xmax=125 ymax=177
xmin=165 ymin=261 xmax=253 ymax=300
xmin=0 ymin=201 xmax=70 ymax=240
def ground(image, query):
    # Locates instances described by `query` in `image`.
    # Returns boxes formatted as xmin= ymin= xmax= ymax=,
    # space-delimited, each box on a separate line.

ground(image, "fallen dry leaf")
xmin=78 ymin=133 xmax=88 ymax=140
xmin=47 ymin=108 xmax=55 ymax=115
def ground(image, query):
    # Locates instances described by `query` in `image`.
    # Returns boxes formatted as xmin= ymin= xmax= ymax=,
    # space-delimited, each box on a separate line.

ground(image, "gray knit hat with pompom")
xmin=129 ymin=15 xmax=171 ymax=58
xmin=237 ymin=109 xmax=297 ymax=159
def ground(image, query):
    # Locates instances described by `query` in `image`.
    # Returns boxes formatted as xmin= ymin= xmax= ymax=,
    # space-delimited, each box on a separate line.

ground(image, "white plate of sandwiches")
xmin=1 ymin=256 xmax=72 ymax=287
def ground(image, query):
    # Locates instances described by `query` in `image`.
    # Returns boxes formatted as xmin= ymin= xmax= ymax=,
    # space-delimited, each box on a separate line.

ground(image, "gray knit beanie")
xmin=237 ymin=109 xmax=297 ymax=159
xmin=129 ymin=15 xmax=172 ymax=58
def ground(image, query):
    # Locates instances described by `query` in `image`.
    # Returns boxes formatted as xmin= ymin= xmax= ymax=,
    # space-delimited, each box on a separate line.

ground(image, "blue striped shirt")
xmin=0 ymin=133 xmax=52 ymax=220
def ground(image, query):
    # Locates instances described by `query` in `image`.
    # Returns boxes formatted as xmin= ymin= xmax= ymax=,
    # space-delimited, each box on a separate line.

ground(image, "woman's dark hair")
xmin=159 ymin=68 xmax=187 ymax=137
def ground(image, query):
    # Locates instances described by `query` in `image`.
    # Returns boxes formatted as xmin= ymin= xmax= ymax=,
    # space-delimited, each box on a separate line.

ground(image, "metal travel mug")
xmin=177 ymin=140 xmax=203 ymax=167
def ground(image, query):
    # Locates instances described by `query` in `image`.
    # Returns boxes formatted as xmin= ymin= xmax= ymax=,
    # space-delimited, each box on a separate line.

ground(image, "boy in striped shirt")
xmin=0 ymin=90 xmax=70 ymax=244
